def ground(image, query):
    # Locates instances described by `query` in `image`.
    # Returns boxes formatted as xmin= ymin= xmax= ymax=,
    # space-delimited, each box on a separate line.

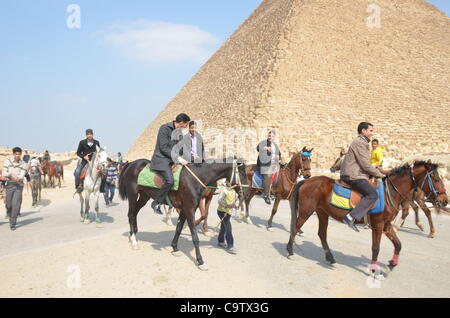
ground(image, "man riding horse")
xmin=340 ymin=122 xmax=386 ymax=231
xmin=74 ymin=129 xmax=101 ymax=193
xmin=256 ymin=130 xmax=281 ymax=205
xmin=150 ymin=113 xmax=191 ymax=215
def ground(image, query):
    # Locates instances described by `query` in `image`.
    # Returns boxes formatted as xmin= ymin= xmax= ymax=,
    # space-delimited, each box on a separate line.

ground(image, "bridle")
xmin=420 ymin=169 xmax=446 ymax=202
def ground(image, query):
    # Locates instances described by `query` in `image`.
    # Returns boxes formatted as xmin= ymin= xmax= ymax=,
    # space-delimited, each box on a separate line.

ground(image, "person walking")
xmin=2 ymin=147 xmax=27 ymax=230
xmin=103 ymin=158 xmax=118 ymax=206
xmin=217 ymin=182 xmax=238 ymax=254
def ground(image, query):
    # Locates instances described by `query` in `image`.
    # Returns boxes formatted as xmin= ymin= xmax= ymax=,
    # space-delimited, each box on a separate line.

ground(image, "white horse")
xmin=77 ymin=147 xmax=108 ymax=225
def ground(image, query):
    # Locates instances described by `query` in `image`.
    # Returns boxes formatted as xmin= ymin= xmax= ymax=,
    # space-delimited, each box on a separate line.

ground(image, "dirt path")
xmin=1 ymin=174 xmax=450 ymax=297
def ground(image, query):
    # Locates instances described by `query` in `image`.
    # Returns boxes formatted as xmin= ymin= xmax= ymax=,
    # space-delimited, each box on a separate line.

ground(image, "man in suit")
xmin=256 ymin=130 xmax=281 ymax=205
xmin=150 ymin=113 xmax=191 ymax=214
xmin=74 ymin=129 xmax=101 ymax=193
xmin=181 ymin=121 xmax=206 ymax=164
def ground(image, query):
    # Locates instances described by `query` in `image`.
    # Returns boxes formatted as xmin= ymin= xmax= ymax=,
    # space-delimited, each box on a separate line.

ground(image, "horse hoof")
xmin=83 ymin=218 xmax=90 ymax=224
xmin=245 ymin=217 xmax=253 ymax=225
xmin=131 ymin=244 xmax=139 ymax=250
xmin=416 ymin=224 xmax=424 ymax=232
xmin=267 ymin=227 xmax=274 ymax=232
xmin=287 ymin=254 xmax=295 ymax=261
xmin=198 ymin=263 xmax=209 ymax=271
xmin=428 ymin=234 xmax=435 ymax=238
xmin=387 ymin=260 xmax=397 ymax=271
xmin=203 ymin=231 xmax=213 ymax=237
xmin=172 ymin=251 xmax=183 ymax=257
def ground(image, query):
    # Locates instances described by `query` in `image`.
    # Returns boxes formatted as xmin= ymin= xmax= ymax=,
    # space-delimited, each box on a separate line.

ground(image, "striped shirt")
xmin=105 ymin=165 xmax=118 ymax=184
xmin=2 ymin=157 xmax=27 ymax=184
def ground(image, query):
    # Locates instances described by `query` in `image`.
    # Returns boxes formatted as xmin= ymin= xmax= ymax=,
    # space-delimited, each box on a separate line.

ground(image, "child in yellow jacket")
xmin=371 ymin=139 xmax=385 ymax=167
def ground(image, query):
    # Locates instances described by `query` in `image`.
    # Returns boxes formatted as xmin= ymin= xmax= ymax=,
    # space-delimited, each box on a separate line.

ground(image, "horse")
xmin=118 ymin=158 xmax=248 ymax=270
xmin=329 ymin=148 xmax=346 ymax=173
xmin=41 ymin=159 xmax=56 ymax=188
xmin=287 ymin=161 xmax=448 ymax=274
xmin=76 ymin=147 xmax=109 ymax=225
xmin=29 ymin=166 xmax=42 ymax=206
xmin=394 ymin=168 xmax=448 ymax=238
xmin=241 ymin=147 xmax=313 ymax=229
xmin=52 ymin=161 xmax=64 ymax=188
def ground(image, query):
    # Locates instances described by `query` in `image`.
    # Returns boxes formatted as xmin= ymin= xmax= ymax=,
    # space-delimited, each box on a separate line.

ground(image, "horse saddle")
xmin=137 ymin=164 xmax=183 ymax=191
xmin=331 ymin=178 xmax=384 ymax=213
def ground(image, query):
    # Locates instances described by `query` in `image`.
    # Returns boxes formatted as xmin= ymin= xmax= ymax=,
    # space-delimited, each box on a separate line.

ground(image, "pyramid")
xmin=127 ymin=0 xmax=450 ymax=169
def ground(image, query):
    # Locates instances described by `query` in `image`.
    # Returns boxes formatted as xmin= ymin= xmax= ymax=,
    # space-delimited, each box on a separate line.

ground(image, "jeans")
xmin=217 ymin=211 xmax=234 ymax=248
xmin=6 ymin=183 xmax=24 ymax=228
xmin=153 ymin=167 xmax=174 ymax=205
xmin=343 ymin=178 xmax=378 ymax=221
xmin=74 ymin=161 xmax=88 ymax=189
xmin=103 ymin=182 xmax=115 ymax=205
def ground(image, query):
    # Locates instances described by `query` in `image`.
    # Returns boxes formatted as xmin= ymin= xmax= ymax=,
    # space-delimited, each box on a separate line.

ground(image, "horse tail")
xmin=290 ymin=180 xmax=305 ymax=233
xmin=119 ymin=162 xmax=130 ymax=200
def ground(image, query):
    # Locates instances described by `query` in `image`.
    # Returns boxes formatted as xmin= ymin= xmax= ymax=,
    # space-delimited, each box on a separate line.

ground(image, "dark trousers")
xmin=217 ymin=211 xmax=234 ymax=248
xmin=103 ymin=182 xmax=115 ymax=204
xmin=6 ymin=183 xmax=24 ymax=228
xmin=263 ymin=174 xmax=272 ymax=196
xmin=74 ymin=161 xmax=88 ymax=189
xmin=154 ymin=167 xmax=174 ymax=205
xmin=344 ymin=178 xmax=378 ymax=221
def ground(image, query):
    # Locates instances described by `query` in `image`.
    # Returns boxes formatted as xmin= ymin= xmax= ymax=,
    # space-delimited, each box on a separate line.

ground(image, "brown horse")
xmin=53 ymin=161 xmax=64 ymax=188
xmin=242 ymin=147 xmax=313 ymax=229
xmin=287 ymin=161 xmax=448 ymax=273
xmin=395 ymin=171 xmax=448 ymax=238
xmin=41 ymin=159 xmax=57 ymax=188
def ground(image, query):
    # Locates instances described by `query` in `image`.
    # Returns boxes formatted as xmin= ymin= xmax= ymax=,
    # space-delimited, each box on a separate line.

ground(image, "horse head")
xmin=414 ymin=160 xmax=448 ymax=208
xmin=93 ymin=146 xmax=109 ymax=175
xmin=330 ymin=148 xmax=346 ymax=173
xmin=296 ymin=146 xmax=313 ymax=179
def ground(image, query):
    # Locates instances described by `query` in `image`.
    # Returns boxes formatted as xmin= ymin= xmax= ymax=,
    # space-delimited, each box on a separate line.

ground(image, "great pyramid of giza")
xmin=127 ymin=0 xmax=450 ymax=169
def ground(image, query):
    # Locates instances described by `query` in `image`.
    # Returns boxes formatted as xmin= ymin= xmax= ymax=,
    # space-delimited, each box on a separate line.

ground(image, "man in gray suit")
xmin=150 ymin=113 xmax=191 ymax=214
xmin=181 ymin=121 xmax=206 ymax=164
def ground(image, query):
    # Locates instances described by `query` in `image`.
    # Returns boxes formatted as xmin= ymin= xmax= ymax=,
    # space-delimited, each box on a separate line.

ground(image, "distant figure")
xmin=2 ymin=147 xmax=27 ymax=231
xmin=117 ymin=152 xmax=123 ymax=173
xmin=22 ymin=150 xmax=30 ymax=164
xmin=104 ymin=158 xmax=118 ymax=206
xmin=42 ymin=150 xmax=51 ymax=162
xmin=370 ymin=139 xmax=385 ymax=167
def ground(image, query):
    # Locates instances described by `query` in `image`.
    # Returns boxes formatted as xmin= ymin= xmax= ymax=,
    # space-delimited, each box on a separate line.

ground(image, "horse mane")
xmin=389 ymin=160 xmax=439 ymax=177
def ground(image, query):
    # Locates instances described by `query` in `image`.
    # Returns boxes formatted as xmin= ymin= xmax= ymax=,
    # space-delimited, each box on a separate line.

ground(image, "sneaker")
xmin=226 ymin=247 xmax=237 ymax=254
xmin=218 ymin=242 xmax=226 ymax=248
xmin=151 ymin=201 xmax=163 ymax=215
xmin=76 ymin=184 xmax=83 ymax=193
xmin=264 ymin=195 xmax=271 ymax=205
xmin=343 ymin=215 xmax=359 ymax=232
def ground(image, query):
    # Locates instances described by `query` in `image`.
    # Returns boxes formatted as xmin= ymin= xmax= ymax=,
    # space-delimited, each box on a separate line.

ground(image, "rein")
xmin=385 ymin=167 xmax=419 ymax=209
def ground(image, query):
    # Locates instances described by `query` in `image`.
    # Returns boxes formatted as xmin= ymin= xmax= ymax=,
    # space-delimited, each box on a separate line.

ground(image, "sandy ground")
xmin=0 ymin=169 xmax=450 ymax=298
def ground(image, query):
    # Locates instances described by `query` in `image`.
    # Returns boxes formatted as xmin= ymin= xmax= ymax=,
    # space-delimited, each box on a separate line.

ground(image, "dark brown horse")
xmin=119 ymin=158 xmax=248 ymax=270
xmin=287 ymin=161 xmax=448 ymax=273
xmin=241 ymin=147 xmax=313 ymax=229
xmin=395 ymin=170 xmax=448 ymax=238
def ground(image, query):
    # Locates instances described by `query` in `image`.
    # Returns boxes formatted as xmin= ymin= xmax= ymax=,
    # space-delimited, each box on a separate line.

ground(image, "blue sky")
xmin=0 ymin=0 xmax=448 ymax=155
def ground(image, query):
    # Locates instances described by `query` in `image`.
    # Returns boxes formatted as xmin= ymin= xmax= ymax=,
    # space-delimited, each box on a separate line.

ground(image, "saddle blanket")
xmin=252 ymin=167 xmax=280 ymax=189
xmin=330 ymin=179 xmax=385 ymax=214
xmin=137 ymin=165 xmax=183 ymax=191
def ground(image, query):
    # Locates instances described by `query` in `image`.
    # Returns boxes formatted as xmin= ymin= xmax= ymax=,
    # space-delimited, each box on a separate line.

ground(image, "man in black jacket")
xmin=150 ymin=113 xmax=191 ymax=214
xmin=256 ymin=130 xmax=281 ymax=205
xmin=74 ymin=129 xmax=101 ymax=193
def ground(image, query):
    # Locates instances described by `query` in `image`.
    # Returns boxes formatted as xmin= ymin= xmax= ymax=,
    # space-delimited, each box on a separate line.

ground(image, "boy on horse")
xmin=256 ymin=130 xmax=281 ymax=205
xmin=150 ymin=113 xmax=191 ymax=215
xmin=74 ymin=129 xmax=101 ymax=193
xmin=340 ymin=122 xmax=385 ymax=231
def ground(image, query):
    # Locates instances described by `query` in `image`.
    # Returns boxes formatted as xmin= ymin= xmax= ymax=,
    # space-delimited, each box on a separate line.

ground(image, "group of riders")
xmin=74 ymin=113 xmax=388 ymax=232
